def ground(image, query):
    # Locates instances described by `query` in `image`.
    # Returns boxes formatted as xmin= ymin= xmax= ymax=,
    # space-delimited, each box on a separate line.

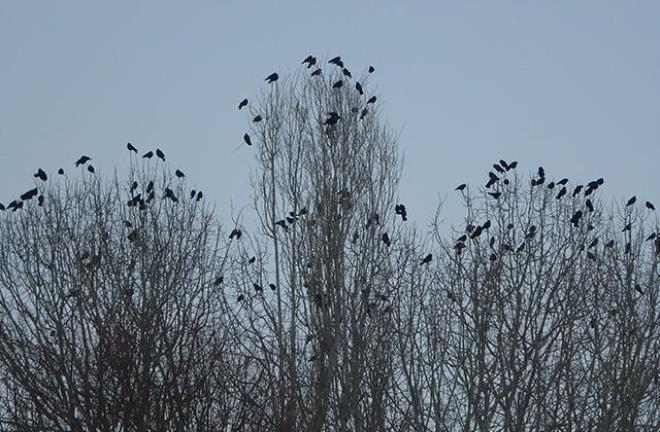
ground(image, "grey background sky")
xmin=1 ymin=1 xmax=659 ymax=232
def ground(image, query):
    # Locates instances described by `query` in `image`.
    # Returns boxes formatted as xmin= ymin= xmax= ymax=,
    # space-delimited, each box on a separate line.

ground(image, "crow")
xmin=328 ymin=56 xmax=343 ymax=67
xmin=646 ymin=201 xmax=655 ymax=210
xmin=516 ymin=243 xmax=525 ymax=253
xmin=586 ymin=199 xmax=594 ymax=212
xmin=87 ymin=165 xmax=95 ymax=174
xmin=493 ymin=164 xmax=505 ymax=174
xmin=175 ymin=169 xmax=185 ymax=178
xmin=58 ymin=168 xmax=64 ymax=175
xmin=332 ymin=80 xmax=343 ymax=89
xmin=538 ymin=166 xmax=545 ymax=177
xmin=253 ymin=283 xmax=263 ymax=293
xmin=0 ymin=203 xmax=4 ymax=211
xmin=238 ymin=99 xmax=248 ymax=110
xmin=557 ymin=178 xmax=569 ymax=185
xmin=556 ymin=187 xmax=567 ymax=199
xmin=488 ymin=192 xmax=502 ymax=200
xmin=244 ymin=134 xmax=252 ymax=146
xmin=470 ymin=226 xmax=483 ymax=239
xmin=253 ymin=115 xmax=263 ymax=123
xmin=146 ymin=181 xmax=154 ymax=193
xmin=395 ymin=204 xmax=408 ymax=221
xmin=275 ymin=220 xmax=288 ymax=231
xmin=368 ymin=66 xmax=375 ymax=73
xmin=420 ymin=253 xmax=433 ymax=265
xmin=237 ymin=294 xmax=245 ymax=302
xmin=622 ymin=223 xmax=631 ymax=232
xmin=342 ymin=68 xmax=352 ymax=78
xmin=164 ymin=187 xmax=178 ymax=202
xmin=75 ymin=155 xmax=91 ymax=166
xmin=596 ymin=178 xmax=604 ymax=185
xmin=367 ymin=96 xmax=377 ymax=104
xmin=360 ymin=108 xmax=368 ymax=120
xmin=34 ymin=168 xmax=47 ymax=181
xmin=269 ymin=283 xmax=277 ymax=291
xmin=127 ymin=142 xmax=138 ymax=153
xmin=455 ymin=183 xmax=467 ymax=191
xmin=143 ymin=151 xmax=154 ymax=159
xmin=547 ymin=182 xmax=555 ymax=190
xmin=355 ymin=82 xmax=363 ymax=95
xmin=499 ymin=159 xmax=509 ymax=170
xmin=626 ymin=196 xmax=636 ymax=207
xmin=37 ymin=195 xmax=44 ymax=206
xmin=605 ymin=239 xmax=615 ymax=248
xmin=570 ymin=210 xmax=583 ymax=226
xmin=196 ymin=191 xmax=203 ymax=201
xmin=302 ymin=55 xmax=316 ymax=68
xmin=381 ymin=233 xmax=391 ymax=247
xmin=572 ymin=185 xmax=583 ymax=196
xmin=311 ymin=68 xmax=322 ymax=77
xmin=190 ymin=190 xmax=196 ymax=199
xmin=646 ymin=233 xmax=656 ymax=241
xmin=457 ymin=234 xmax=467 ymax=242
xmin=130 ymin=181 xmax=138 ymax=192
xmin=507 ymin=161 xmax=518 ymax=170
xmin=634 ymin=284 xmax=643 ymax=295
xmin=589 ymin=238 xmax=599 ymax=248
xmin=229 ymin=228 xmax=242 ymax=240
xmin=324 ymin=112 xmax=341 ymax=125
xmin=156 ymin=149 xmax=165 ymax=161
xmin=265 ymin=72 xmax=279 ymax=83
xmin=482 ymin=220 xmax=492 ymax=230
xmin=248 ymin=256 xmax=256 ymax=264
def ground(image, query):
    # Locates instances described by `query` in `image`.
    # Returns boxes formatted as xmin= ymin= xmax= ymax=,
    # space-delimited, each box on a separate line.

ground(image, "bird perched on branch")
xmin=420 ymin=253 xmax=433 ymax=265
xmin=328 ymin=56 xmax=343 ymax=68
xmin=265 ymin=72 xmax=279 ymax=83
xmin=302 ymin=55 xmax=316 ymax=68
xmin=244 ymin=134 xmax=252 ymax=146
xmin=34 ymin=168 xmax=47 ymax=182
xmin=238 ymin=99 xmax=248 ymax=110
xmin=127 ymin=142 xmax=138 ymax=153
xmin=156 ymin=149 xmax=165 ymax=161
xmin=75 ymin=155 xmax=91 ymax=166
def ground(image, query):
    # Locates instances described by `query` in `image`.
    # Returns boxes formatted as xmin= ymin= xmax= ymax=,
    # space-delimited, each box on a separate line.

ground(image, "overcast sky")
xmin=1 ymin=1 xmax=659 ymax=232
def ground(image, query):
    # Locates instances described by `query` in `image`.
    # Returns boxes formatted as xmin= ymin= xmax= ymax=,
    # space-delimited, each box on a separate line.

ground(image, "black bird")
xmin=244 ymin=134 xmax=252 ymax=146
xmin=455 ymin=183 xmax=467 ymax=191
xmin=324 ymin=112 xmax=341 ymax=125
xmin=368 ymin=66 xmax=375 ymax=73
xmin=286 ymin=216 xmax=296 ymax=224
xmin=130 ymin=181 xmax=138 ymax=192
xmin=626 ymin=196 xmax=636 ymax=207
xmin=381 ymin=233 xmax=391 ymax=247
xmin=269 ymin=283 xmax=277 ymax=291
xmin=646 ymin=201 xmax=655 ymax=210
xmin=302 ymin=55 xmax=316 ymax=68
xmin=229 ymin=228 xmax=242 ymax=240
xmin=570 ymin=210 xmax=583 ymax=226
xmin=355 ymin=82 xmax=363 ymax=95
xmin=87 ymin=165 xmax=95 ymax=174
xmin=367 ymin=96 xmax=377 ymax=104
xmin=605 ymin=239 xmax=615 ymax=248
xmin=482 ymin=220 xmax=491 ymax=230
xmin=58 ymin=168 xmax=64 ymax=175
xmin=164 ymin=187 xmax=178 ymax=202
xmin=557 ymin=178 xmax=569 ymax=185
xmin=311 ymin=68 xmax=322 ymax=77
xmin=634 ymin=284 xmax=643 ymax=295
xmin=538 ymin=166 xmax=545 ymax=178
xmin=493 ymin=164 xmax=505 ymax=174
xmin=127 ymin=142 xmax=138 ymax=153
xmin=589 ymin=238 xmax=599 ymax=248
xmin=248 ymin=256 xmax=256 ymax=264
xmin=646 ymin=233 xmax=656 ymax=241
xmin=622 ymin=223 xmax=631 ymax=232
xmin=190 ymin=190 xmax=196 ymax=199
xmin=143 ymin=151 xmax=154 ymax=159
xmin=395 ymin=204 xmax=408 ymax=221
xmin=265 ymin=72 xmax=279 ymax=83
xmin=237 ymin=294 xmax=245 ymax=302
xmin=34 ymin=168 xmax=47 ymax=181
xmin=470 ymin=226 xmax=483 ymax=239
xmin=507 ymin=161 xmax=518 ymax=170
xmin=499 ymin=159 xmax=509 ymax=170
xmin=516 ymin=243 xmax=525 ymax=253
xmin=0 ymin=203 xmax=4 ymax=211
xmin=332 ymin=80 xmax=343 ymax=89
xmin=536 ymin=176 xmax=546 ymax=186
xmin=238 ymin=99 xmax=248 ymax=110
xmin=596 ymin=178 xmax=604 ymax=185
xmin=488 ymin=192 xmax=502 ymax=200
xmin=196 ymin=191 xmax=203 ymax=201
xmin=556 ymin=187 xmax=567 ymax=199
xmin=213 ymin=276 xmax=223 ymax=286
xmin=253 ymin=115 xmax=263 ymax=123
xmin=275 ymin=219 xmax=288 ymax=231
xmin=328 ymin=56 xmax=343 ymax=67
xmin=457 ymin=234 xmax=467 ymax=242
xmin=342 ymin=68 xmax=352 ymax=78
xmin=420 ymin=253 xmax=433 ymax=265
xmin=156 ymin=149 xmax=165 ymax=161
xmin=547 ymin=182 xmax=555 ymax=190
xmin=485 ymin=174 xmax=498 ymax=188
xmin=360 ymin=108 xmax=368 ymax=120
xmin=146 ymin=181 xmax=154 ymax=193
xmin=21 ymin=188 xmax=38 ymax=201
xmin=75 ymin=155 xmax=91 ymax=166
xmin=490 ymin=253 xmax=498 ymax=262
xmin=573 ymin=185 xmax=583 ymax=196
xmin=175 ymin=169 xmax=185 ymax=178
xmin=37 ymin=195 xmax=43 ymax=206
xmin=586 ymin=199 xmax=594 ymax=212
xmin=253 ymin=283 xmax=263 ymax=293
xmin=525 ymin=225 xmax=537 ymax=239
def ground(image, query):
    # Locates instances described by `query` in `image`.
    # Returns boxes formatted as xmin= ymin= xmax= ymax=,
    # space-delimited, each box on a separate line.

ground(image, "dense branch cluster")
xmin=0 ymin=55 xmax=658 ymax=431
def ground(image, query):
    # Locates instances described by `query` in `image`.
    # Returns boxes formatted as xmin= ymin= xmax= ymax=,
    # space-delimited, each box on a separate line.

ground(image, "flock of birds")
xmin=449 ymin=160 xmax=659 ymax=274
xmin=238 ymin=55 xmax=378 ymax=148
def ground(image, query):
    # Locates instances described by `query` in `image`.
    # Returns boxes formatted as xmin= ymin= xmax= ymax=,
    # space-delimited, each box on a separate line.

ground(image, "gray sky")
xmin=2 ymin=1 xmax=659 ymax=231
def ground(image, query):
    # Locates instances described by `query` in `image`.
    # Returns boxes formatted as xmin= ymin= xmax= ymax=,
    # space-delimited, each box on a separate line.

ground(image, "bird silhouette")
xmin=556 ymin=187 xmax=567 ymax=200
xmin=507 ymin=161 xmax=518 ymax=170
xmin=645 ymin=233 xmax=656 ymax=241
xmin=360 ymin=108 xmax=368 ymax=120
xmin=164 ymin=187 xmax=178 ymax=202
xmin=275 ymin=220 xmax=288 ymax=231
xmin=570 ymin=210 xmax=583 ymax=226
xmin=0 ymin=203 xmax=4 ymax=211
xmin=75 ymin=155 xmax=91 ymax=166
xmin=332 ymin=80 xmax=343 ymax=89
xmin=302 ymin=55 xmax=316 ymax=68
xmin=420 ymin=253 xmax=433 ymax=265
xmin=499 ymin=159 xmax=509 ymax=170
xmin=237 ymin=294 xmax=245 ymax=302
xmin=324 ymin=112 xmax=341 ymax=125
xmin=34 ymin=168 xmax=47 ymax=181
xmin=328 ymin=56 xmax=343 ymax=67
xmin=626 ymin=196 xmax=636 ymax=207
xmin=269 ymin=283 xmax=277 ymax=291
xmin=368 ymin=66 xmax=375 ymax=73
xmin=253 ymin=283 xmax=263 ymax=293
xmin=238 ymin=99 xmax=248 ymax=110
xmin=557 ymin=178 xmax=569 ymax=185
xmin=395 ymin=204 xmax=408 ymax=221
xmin=367 ymin=96 xmax=377 ymax=104
xmin=58 ymin=168 xmax=64 ymax=175
xmin=146 ymin=181 xmax=154 ymax=193
xmin=455 ymin=184 xmax=467 ymax=191
xmin=229 ymin=228 xmax=242 ymax=240
xmin=311 ymin=68 xmax=322 ymax=77
xmin=190 ymin=190 xmax=196 ymax=199
xmin=493 ymin=164 xmax=505 ymax=174
xmin=87 ymin=165 xmax=95 ymax=174
xmin=482 ymin=220 xmax=491 ymax=230
xmin=586 ymin=199 xmax=594 ymax=212
xmin=244 ymin=134 xmax=252 ymax=146
xmin=572 ymin=185 xmax=583 ymax=196
xmin=355 ymin=82 xmax=363 ymax=95
xmin=143 ymin=151 xmax=154 ymax=159
xmin=470 ymin=226 xmax=483 ymax=239
xmin=342 ymin=68 xmax=352 ymax=78
xmin=488 ymin=192 xmax=502 ymax=200
xmin=381 ymin=233 xmax=391 ymax=247
xmin=248 ymin=256 xmax=256 ymax=264
xmin=605 ymin=239 xmax=615 ymax=248
xmin=175 ymin=169 xmax=185 ymax=178
xmin=538 ymin=166 xmax=545 ymax=177
xmin=127 ymin=142 xmax=138 ymax=153
xmin=21 ymin=188 xmax=38 ymax=201
xmin=156 ymin=149 xmax=165 ymax=161
xmin=196 ymin=191 xmax=203 ymax=201
xmin=130 ymin=181 xmax=138 ymax=192
xmin=589 ymin=238 xmax=599 ymax=248
xmin=253 ymin=115 xmax=263 ymax=123
xmin=646 ymin=201 xmax=655 ymax=210
xmin=516 ymin=243 xmax=525 ymax=253
xmin=265 ymin=72 xmax=279 ymax=83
